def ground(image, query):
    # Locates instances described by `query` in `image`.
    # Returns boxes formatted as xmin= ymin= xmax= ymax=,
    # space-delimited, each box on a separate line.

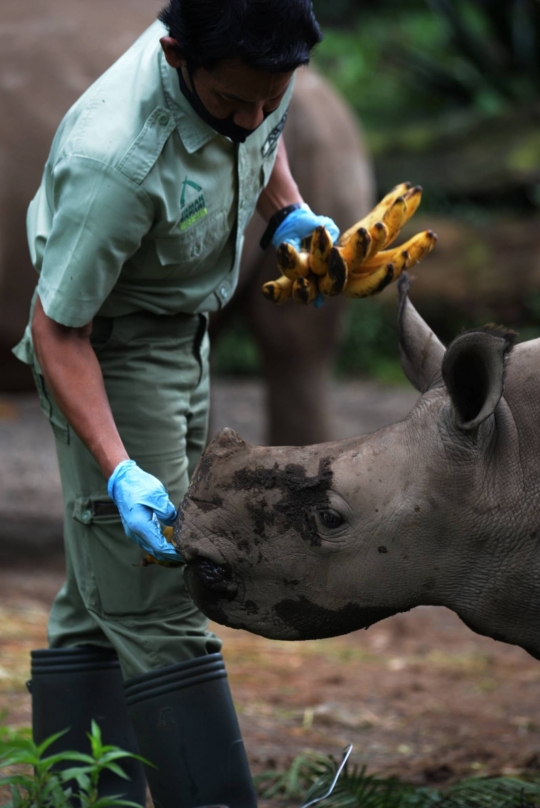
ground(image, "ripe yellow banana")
xmin=403 ymin=229 xmax=437 ymax=267
xmin=293 ymin=275 xmax=318 ymax=305
xmin=402 ymin=185 xmax=423 ymax=219
xmin=337 ymin=226 xmax=372 ymax=272
xmin=366 ymin=221 xmax=389 ymax=259
xmin=309 ymin=226 xmax=333 ymax=276
xmin=338 ymin=181 xmax=412 ymax=247
xmin=381 ymin=196 xmax=407 ymax=248
xmin=277 ymin=243 xmax=310 ymax=280
xmin=344 ymin=262 xmax=396 ymax=299
xmin=318 ymin=248 xmax=349 ymax=297
xmin=351 ymin=230 xmax=436 ymax=276
xmin=262 ymin=275 xmax=295 ymax=305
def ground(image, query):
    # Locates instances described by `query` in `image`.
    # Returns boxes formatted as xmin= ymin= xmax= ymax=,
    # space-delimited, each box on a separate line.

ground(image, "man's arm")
xmin=256 ymin=137 xmax=339 ymax=251
xmin=31 ymin=294 xmax=128 ymax=479
xmin=32 ymin=295 xmax=179 ymax=560
xmin=256 ymin=138 xmax=303 ymax=220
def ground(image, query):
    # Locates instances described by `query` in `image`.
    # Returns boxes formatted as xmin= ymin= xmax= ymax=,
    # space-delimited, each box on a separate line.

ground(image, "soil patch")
xmin=1 ymin=566 xmax=539 ymax=794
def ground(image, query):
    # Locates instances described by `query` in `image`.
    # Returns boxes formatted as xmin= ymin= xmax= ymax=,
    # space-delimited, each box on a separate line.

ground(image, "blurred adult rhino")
xmin=0 ymin=0 xmax=374 ymax=445
xmin=177 ymin=274 xmax=540 ymax=659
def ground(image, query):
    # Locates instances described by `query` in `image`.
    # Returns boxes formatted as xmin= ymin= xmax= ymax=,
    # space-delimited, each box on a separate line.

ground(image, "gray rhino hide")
xmin=176 ymin=275 xmax=540 ymax=660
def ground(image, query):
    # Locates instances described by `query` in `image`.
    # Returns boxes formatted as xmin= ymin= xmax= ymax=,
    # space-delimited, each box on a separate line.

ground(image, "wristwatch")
xmin=259 ymin=203 xmax=303 ymax=251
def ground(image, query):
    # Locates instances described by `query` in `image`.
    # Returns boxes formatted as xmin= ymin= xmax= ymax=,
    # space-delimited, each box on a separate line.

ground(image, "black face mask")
xmin=178 ymin=63 xmax=261 ymax=144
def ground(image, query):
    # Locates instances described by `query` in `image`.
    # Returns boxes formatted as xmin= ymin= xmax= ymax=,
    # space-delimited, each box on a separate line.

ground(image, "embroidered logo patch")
xmin=261 ymin=110 xmax=289 ymax=158
xmin=179 ymin=176 xmax=208 ymax=231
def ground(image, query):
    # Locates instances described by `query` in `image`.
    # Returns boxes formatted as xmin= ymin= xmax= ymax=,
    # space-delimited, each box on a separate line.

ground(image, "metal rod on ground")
xmin=300 ymin=743 xmax=353 ymax=808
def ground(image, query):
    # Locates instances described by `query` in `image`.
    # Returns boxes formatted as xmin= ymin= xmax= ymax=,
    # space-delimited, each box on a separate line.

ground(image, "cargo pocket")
xmin=72 ymin=494 xmax=188 ymax=620
xmin=31 ymin=367 xmax=70 ymax=444
xmin=73 ymin=496 xmax=119 ymax=527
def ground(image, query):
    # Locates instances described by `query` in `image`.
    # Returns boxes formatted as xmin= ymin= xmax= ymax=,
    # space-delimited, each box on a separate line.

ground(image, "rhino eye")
xmin=319 ymin=509 xmax=344 ymax=529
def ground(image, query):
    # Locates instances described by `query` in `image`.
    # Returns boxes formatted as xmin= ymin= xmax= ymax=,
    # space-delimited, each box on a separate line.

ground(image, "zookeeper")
xmin=14 ymin=2 xmax=339 ymax=807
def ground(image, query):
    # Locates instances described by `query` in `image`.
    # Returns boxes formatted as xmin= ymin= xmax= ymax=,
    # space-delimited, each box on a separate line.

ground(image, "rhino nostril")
xmin=191 ymin=556 xmax=231 ymax=582
xmin=187 ymin=556 xmax=237 ymax=599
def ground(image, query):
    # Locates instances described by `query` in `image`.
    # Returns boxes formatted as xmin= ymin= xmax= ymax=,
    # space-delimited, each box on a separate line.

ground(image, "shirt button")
xmin=158 ymin=112 xmax=170 ymax=126
xmin=220 ymin=287 xmax=228 ymax=299
xmin=81 ymin=509 xmax=92 ymax=524
xmin=191 ymin=244 xmax=201 ymax=257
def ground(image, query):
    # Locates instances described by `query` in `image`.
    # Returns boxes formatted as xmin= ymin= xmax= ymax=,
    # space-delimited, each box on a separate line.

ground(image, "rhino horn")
xmin=189 ymin=428 xmax=249 ymax=493
xmin=397 ymin=273 xmax=445 ymax=393
xmin=207 ymin=427 xmax=249 ymax=457
xmin=442 ymin=327 xmax=517 ymax=431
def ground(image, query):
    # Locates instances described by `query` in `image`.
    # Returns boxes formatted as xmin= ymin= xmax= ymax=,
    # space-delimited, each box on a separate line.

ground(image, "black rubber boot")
xmin=124 ymin=653 xmax=257 ymax=808
xmin=29 ymin=646 xmax=147 ymax=804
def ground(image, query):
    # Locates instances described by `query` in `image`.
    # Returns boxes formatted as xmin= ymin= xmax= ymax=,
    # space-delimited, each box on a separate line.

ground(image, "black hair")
xmin=158 ymin=0 xmax=323 ymax=72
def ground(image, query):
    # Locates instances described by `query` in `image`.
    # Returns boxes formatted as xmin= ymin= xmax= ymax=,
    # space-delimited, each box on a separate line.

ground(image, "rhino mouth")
xmin=184 ymin=556 xmax=238 ymax=607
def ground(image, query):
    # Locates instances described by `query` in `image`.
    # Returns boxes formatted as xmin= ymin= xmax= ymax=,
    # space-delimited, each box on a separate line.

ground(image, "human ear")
xmin=160 ymin=37 xmax=184 ymax=69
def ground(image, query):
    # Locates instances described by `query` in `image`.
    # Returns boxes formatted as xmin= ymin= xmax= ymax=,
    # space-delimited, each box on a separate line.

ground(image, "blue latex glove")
xmin=107 ymin=459 xmax=182 ymax=561
xmin=272 ymin=204 xmax=340 ymax=251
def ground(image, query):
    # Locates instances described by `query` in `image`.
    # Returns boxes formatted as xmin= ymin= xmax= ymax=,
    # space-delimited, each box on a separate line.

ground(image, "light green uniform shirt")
xmin=15 ymin=20 xmax=293 ymax=360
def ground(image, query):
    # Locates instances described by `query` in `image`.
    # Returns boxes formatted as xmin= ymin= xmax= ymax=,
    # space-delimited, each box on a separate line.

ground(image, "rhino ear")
xmin=397 ymin=274 xmax=445 ymax=393
xmin=442 ymin=328 xmax=517 ymax=431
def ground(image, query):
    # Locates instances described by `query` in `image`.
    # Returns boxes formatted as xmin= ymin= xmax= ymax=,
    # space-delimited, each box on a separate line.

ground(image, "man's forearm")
xmin=32 ymin=295 xmax=128 ymax=480
xmin=256 ymin=137 xmax=303 ymax=221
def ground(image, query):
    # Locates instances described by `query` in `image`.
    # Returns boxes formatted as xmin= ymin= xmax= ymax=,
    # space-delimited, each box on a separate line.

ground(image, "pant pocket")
xmin=73 ymin=495 xmax=119 ymax=527
xmin=72 ymin=493 xmax=190 ymax=619
xmin=32 ymin=368 xmax=70 ymax=444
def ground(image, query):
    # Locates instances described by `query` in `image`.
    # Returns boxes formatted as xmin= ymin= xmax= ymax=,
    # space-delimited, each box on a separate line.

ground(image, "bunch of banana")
xmin=261 ymin=182 xmax=437 ymax=305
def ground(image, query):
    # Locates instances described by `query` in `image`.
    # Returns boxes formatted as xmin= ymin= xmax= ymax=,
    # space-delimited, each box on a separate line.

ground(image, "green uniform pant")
xmin=34 ymin=310 xmax=221 ymax=680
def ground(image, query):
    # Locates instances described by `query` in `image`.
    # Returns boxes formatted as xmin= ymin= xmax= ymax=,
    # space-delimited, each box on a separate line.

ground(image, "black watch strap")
xmin=260 ymin=203 xmax=303 ymax=251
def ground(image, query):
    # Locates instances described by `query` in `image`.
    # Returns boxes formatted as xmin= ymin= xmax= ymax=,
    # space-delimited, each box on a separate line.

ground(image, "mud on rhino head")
xmin=175 ymin=275 xmax=540 ymax=657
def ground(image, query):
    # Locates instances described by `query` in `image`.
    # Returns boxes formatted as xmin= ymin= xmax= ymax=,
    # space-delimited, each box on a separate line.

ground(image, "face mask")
xmin=178 ymin=62 xmax=261 ymax=144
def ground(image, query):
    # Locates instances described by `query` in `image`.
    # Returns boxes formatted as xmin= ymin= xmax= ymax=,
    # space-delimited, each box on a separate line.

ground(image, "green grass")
xmin=0 ymin=723 xmax=147 ymax=808
xmin=256 ymin=749 xmax=540 ymax=807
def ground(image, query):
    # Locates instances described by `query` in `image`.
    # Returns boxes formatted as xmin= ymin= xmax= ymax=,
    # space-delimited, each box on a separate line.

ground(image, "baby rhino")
xmin=175 ymin=274 xmax=540 ymax=659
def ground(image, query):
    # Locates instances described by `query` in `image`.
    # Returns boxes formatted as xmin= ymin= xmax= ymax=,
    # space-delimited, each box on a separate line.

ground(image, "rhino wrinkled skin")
xmin=175 ymin=274 xmax=540 ymax=660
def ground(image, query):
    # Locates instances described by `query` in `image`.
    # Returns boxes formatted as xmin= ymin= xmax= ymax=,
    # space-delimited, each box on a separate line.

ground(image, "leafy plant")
xmin=256 ymin=749 xmax=540 ymax=807
xmin=425 ymin=0 xmax=540 ymax=105
xmin=335 ymin=299 xmax=403 ymax=383
xmin=0 ymin=722 xmax=146 ymax=808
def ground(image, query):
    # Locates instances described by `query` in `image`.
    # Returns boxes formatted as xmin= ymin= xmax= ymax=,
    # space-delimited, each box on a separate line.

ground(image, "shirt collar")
xmin=159 ymin=47 xmax=219 ymax=154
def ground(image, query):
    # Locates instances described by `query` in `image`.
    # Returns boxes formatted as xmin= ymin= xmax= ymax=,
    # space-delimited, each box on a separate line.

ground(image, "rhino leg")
xmin=245 ymin=240 xmax=342 ymax=445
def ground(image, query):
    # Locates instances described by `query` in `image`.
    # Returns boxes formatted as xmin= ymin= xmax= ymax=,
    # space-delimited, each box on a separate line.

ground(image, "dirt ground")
xmin=1 ymin=382 xmax=540 ymax=797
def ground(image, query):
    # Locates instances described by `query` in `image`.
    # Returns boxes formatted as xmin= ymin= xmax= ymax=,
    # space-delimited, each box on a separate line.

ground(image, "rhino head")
xmin=175 ymin=275 xmax=540 ymax=658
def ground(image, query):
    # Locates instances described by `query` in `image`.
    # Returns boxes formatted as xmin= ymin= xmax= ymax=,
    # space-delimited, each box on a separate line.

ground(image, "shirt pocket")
xmin=154 ymin=208 xmax=229 ymax=279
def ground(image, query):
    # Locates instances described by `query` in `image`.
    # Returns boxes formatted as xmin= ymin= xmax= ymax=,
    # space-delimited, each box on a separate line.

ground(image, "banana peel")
xmin=262 ymin=181 xmax=437 ymax=305
xmin=134 ymin=525 xmax=185 ymax=569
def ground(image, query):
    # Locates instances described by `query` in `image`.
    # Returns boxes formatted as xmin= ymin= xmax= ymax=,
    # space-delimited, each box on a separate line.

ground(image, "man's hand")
xmin=108 ymin=460 xmax=182 ymax=561
xmin=256 ymin=138 xmax=340 ymax=252
xmin=271 ymin=204 xmax=339 ymax=252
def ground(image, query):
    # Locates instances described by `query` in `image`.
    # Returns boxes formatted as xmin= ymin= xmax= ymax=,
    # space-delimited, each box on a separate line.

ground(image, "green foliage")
xmin=313 ymin=0 xmax=540 ymax=135
xmin=0 ymin=722 xmax=147 ymax=808
xmin=312 ymin=0 xmax=426 ymax=26
xmin=256 ymin=749 xmax=540 ymax=807
xmin=313 ymin=11 xmax=459 ymax=133
xmin=210 ymin=301 xmax=403 ymax=383
xmin=425 ymin=0 xmax=540 ymax=105
xmin=210 ymin=319 xmax=262 ymax=376
xmin=335 ymin=301 xmax=403 ymax=384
